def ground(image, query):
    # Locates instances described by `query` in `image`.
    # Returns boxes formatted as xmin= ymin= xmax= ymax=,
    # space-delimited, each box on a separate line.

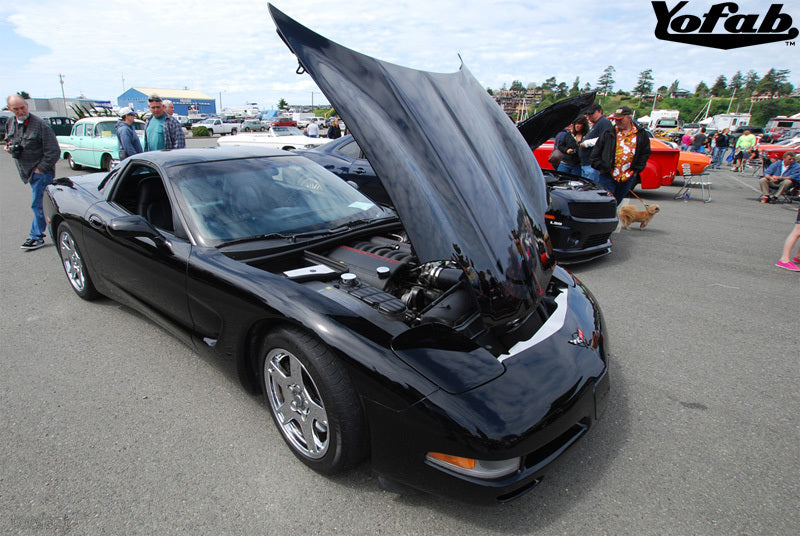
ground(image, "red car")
xmin=758 ymin=138 xmax=800 ymax=161
xmin=534 ymin=137 xmax=679 ymax=190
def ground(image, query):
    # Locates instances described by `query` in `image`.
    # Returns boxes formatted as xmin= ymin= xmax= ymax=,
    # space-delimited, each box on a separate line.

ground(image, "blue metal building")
xmin=118 ymin=87 xmax=216 ymax=115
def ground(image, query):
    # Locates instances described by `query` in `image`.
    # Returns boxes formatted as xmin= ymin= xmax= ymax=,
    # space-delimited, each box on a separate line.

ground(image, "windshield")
xmin=272 ymin=126 xmax=304 ymax=136
xmin=169 ymin=155 xmax=386 ymax=245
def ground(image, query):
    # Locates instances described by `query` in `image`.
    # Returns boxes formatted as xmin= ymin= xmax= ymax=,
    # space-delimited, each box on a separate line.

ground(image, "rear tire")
xmin=101 ymin=154 xmax=112 ymax=172
xmin=57 ymin=222 xmax=99 ymax=300
xmin=259 ymin=326 xmax=368 ymax=474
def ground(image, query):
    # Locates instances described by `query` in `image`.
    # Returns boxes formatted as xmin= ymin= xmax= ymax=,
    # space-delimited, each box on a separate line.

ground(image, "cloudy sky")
xmin=1 ymin=0 xmax=798 ymax=112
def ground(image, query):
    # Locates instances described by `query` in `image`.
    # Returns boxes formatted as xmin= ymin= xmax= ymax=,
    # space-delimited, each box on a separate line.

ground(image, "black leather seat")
xmin=136 ymin=178 xmax=173 ymax=231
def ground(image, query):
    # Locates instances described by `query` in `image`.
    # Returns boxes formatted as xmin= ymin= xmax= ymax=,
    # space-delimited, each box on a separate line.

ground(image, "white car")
xmin=217 ymin=126 xmax=328 ymax=150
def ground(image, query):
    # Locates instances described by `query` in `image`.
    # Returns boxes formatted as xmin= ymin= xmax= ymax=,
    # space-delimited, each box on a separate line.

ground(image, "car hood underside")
xmin=269 ymin=5 xmax=554 ymax=326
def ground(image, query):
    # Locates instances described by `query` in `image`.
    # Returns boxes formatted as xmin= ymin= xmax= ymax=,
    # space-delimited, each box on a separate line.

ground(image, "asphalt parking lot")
xmin=1 ymin=139 xmax=797 ymax=535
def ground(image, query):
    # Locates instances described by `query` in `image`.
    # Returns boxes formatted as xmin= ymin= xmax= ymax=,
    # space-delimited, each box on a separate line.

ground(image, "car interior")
xmin=112 ymin=165 xmax=175 ymax=233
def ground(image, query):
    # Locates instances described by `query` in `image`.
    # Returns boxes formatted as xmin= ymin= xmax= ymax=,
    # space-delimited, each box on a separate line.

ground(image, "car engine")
xmin=285 ymin=234 xmax=478 ymax=329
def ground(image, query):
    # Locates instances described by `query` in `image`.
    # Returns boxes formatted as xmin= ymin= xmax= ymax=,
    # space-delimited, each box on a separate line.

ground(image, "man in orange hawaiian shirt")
xmin=590 ymin=106 xmax=651 ymax=205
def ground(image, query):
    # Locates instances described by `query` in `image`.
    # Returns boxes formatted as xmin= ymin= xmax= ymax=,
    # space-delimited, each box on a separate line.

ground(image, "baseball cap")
xmin=118 ymin=106 xmax=135 ymax=117
xmin=612 ymin=106 xmax=633 ymax=118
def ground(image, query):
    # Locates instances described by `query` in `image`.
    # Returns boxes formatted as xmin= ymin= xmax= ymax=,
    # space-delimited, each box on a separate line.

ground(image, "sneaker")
xmin=760 ymin=196 xmax=769 ymax=203
xmin=793 ymin=256 xmax=800 ymax=263
xmin=20 ymin=238 xmax=45 ymax=250
xmin=775 ymin=260 xmax=800 ymax=272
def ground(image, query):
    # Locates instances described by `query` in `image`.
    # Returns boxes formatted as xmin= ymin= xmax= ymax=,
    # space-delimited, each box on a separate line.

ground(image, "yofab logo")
xmin=652 ymin=1 xmax=799 ymax=49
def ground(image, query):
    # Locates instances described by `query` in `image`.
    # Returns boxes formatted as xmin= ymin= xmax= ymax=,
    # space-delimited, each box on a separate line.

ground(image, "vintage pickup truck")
xmin=193 ymin=118 xmax=238 ymax=136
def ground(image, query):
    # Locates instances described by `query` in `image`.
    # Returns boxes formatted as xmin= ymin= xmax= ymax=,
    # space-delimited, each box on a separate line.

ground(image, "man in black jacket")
xmin=590 ymin=106 xmax=651 ymax=205
xmin=4 ymin=94 xmax=60 ymax=250
xmin=579 ymin=103 xmax=613 ymax=183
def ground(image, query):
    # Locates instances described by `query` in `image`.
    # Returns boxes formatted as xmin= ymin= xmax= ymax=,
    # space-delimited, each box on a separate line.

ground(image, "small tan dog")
xmin=618 ymin=204 xmax=660 ymax=230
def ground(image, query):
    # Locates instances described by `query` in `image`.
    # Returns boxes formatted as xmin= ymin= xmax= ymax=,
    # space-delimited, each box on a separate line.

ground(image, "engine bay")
xmin=281 ymin=234 xmax=478 ymax=329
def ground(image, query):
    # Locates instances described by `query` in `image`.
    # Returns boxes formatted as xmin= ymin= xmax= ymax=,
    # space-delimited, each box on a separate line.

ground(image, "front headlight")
xmin=426 ymin=452 xmax=521 ymax=479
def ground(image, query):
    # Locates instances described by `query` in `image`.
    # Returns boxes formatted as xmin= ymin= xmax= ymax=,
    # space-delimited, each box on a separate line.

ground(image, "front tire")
xmin=67 ymin=154 xmax=82 ymax=170
xmin=101 ymin=154 xmax=112 ymax=172
xmin=260 ymin=326 xmax=368 ymax=474
xmin=57 ymin=222 xmax=99 ymax=300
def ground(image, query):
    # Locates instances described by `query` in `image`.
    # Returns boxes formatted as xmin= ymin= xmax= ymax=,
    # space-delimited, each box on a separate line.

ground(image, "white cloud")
xmin=2 ymin=0 xmax=798 ymax=111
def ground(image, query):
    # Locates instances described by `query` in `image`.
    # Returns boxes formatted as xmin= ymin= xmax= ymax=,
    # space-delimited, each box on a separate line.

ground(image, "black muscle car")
xmin=42 ymin=5 xmax=609 ymax=503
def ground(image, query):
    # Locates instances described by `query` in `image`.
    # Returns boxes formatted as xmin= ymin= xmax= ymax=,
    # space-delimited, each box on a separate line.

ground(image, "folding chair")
xmin=674 ymin=163 xmax=711 ymax=203
xmin=744 ymin=156 xmax=764 ymax=176
xmin=778 ymin=182 xmax=799 ymax=204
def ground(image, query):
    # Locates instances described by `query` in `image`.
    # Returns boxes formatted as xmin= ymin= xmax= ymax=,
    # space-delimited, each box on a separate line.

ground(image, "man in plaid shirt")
xmin=144 ymin=94 xmax=185 ymax=151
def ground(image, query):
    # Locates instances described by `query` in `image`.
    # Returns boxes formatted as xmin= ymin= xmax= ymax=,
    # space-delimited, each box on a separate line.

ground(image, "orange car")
xmin=649 ymin=139 xmax=712 ymax=175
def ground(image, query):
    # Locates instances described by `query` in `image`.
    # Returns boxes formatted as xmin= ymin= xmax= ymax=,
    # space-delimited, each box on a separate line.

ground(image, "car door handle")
xmin=88 ymin=214 xmax=105 ymax=229
xmin=354 ymin=168 xmax=367 ymax=174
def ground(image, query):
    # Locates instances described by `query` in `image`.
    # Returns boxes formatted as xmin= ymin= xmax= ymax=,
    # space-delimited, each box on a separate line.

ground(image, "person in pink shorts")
xmin=776 ymin=207 xmax=800 ymax=271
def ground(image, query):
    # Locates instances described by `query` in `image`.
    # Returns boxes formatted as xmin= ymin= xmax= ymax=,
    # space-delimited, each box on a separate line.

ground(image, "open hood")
xmin=269 ymin=5 xmax=554 ymax=326
xmin=516 ymin=92 xmax=596 ymax=150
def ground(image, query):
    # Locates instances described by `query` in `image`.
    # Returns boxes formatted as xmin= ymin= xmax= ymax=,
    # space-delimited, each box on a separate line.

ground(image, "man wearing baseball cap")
xmin=115 ymin=106 xmax=143 ymax=160
xmin=590 ymin=105 xmax=651 ymax=204
xmin=579 ymin=103 xmax=613 ymax=183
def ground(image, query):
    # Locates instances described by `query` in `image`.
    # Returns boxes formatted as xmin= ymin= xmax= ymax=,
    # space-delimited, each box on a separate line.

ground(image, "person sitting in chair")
xmin=759 ymin=151 xmax=800 ymax=203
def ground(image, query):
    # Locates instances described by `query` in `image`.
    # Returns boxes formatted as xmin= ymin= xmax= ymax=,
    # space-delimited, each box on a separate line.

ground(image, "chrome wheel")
xmin=57 ymin=223 xmax=98 ymax=300
xmin=265 ymin=347 xmax=329 ymax=459
xmin=60 ymin=230 xmax=86 ymax=292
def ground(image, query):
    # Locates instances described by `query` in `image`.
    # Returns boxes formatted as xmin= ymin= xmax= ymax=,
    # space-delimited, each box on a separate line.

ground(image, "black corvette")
xmin=294 ymin=134 xmax=618 ymax=264
xmin=43 ymin=5 xmax=609 ymax=503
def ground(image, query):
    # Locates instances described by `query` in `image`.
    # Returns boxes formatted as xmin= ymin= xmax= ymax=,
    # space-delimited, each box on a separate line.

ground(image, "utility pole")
xmin=59 ymin=74 xmax=67 ymax=115
xmin=726 ymin=87 xmax=736 ymax=113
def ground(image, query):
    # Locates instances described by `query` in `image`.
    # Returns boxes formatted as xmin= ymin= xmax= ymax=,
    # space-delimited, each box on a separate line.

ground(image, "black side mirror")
xmin=108 ymin=215 xmax=172 ymax=252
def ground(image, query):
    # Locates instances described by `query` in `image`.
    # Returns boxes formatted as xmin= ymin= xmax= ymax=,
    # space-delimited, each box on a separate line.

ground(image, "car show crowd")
xmin=5 ymin=89 xmax=800 ymax=272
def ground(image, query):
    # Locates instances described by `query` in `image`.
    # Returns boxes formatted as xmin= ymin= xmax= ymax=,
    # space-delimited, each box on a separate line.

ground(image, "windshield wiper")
xmin=217 ymin=215 xmax=397 ymax=248
xmin=217 ymin=232 xmax=296 ymax=248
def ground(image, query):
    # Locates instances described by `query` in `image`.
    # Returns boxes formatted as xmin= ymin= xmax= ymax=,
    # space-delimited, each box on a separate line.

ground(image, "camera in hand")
xmin=9 ymin=143 xmax=23 ymax=159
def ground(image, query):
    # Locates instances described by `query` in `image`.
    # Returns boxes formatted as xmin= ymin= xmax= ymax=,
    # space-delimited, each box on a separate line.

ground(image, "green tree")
xmin=633 ymin=68 xmax=654 ymax=97
xmin=510 ymin=79 xmax=525 ymax=92
xmin=597 ymin=66 xmax=615 ymax=95
xmin=555 ymin=82 xmax=569 ymax=99
xmin=729 ymin=71 xmax=744 ymax=92
xmin=709 ymin=75 xmax=728 ymax=97
xmin=542 ymin=76 xmax=557 ymax=92
xmin=17 ymin=91 xmax=31 ymax=100
xmin=694 ymin=81 xmax=710 ymax=97
xmin=668 ymin=79 xmax=680 ymax=94
xmin=569 ymin=77 xmax=581 ymax=97
xmin=743 ymin=70 xmax=760 ymax=94
xmin=756 ymin=68 xmax=791 ymax=94
xmin=278 ymin=98 xmax=288 ymax=110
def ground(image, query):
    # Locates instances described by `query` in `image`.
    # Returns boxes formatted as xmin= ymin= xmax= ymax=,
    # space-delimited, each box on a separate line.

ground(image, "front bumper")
xmin=366 ymin=274 xmax=610 ymax=503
